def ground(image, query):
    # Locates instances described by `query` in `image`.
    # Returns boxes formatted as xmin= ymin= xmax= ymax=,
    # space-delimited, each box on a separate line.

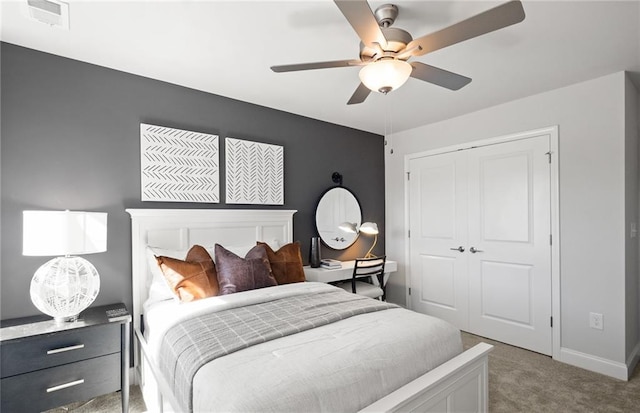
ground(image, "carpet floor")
xmin=49 ymin=332 xmax=640 ymax=412
xmin=462 ymin=332 xmax=640 ymax=412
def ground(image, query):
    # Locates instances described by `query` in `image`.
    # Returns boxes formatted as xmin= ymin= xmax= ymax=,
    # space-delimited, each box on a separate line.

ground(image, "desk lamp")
xmin=339 ymin=221 xmax=379 ymax=258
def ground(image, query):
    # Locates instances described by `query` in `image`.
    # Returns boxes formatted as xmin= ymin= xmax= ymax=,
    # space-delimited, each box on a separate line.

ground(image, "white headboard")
xmin=126 ymin=208 xmax=296 ymax=336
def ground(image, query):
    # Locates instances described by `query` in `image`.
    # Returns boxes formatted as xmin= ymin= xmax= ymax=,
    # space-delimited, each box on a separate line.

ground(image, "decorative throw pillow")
xmin=183 ymin=244 xmax=219 ymax=295
xmin=257 ymin=241 xmax=305 ymax=284
xmin=214 ymin=244 xmax=277 ymax=295
xmin=145 ymin=246 xmax=185 ymax=305
xmin=156 ymin=245 xmax=219 ymax=302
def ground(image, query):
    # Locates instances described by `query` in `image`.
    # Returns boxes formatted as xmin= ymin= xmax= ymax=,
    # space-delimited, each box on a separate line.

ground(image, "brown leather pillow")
xmin=257 ymin=241 xmax=305 ymax=284
xmin=214 ymin=244 xmax=277 ymax=295
xmin=156 ymin=245 xmax=219 ymax=302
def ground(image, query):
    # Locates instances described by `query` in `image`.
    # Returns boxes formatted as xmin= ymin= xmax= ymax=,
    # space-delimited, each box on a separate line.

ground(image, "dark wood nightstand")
xmin=0 ymin=303 xmax=131 ymax=413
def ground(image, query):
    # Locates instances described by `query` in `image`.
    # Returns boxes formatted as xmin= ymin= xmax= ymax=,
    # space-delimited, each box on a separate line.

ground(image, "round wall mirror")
xmin=315 ymin=187 xmax=362 ymax=250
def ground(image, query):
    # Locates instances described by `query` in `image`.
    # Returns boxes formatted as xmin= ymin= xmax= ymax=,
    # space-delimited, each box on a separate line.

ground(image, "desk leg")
xmin=377 ymin=274 xmax=386 ymax=301
xmin=121 ymin=321 xmax=130 ymax=413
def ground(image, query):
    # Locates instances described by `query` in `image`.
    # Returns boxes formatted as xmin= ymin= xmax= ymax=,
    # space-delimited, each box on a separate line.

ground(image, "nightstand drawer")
xmin=1 ymin=352 xmax=121 ymax=413
xmin=0 ymin=323 xmax=120 ymax=378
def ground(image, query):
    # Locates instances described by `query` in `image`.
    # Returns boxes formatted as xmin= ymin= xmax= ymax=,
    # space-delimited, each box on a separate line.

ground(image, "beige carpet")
xmin=462 ymin=332 xmax=640 ymax=412
xmin=45 ymin=385 xmax=146 ymax=413
xmin=50 ymin=333 xmax=640 ymax=412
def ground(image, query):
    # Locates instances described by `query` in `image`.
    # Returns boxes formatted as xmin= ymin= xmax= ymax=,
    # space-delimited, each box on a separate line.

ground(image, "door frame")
xmin=404 ymin=126 xmax=560 ymax=360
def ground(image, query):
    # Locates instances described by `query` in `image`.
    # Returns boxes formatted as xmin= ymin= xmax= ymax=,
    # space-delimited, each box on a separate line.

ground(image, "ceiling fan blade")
xmin=271 ymin=59 xmax=364 ymax=73
xmin=334 ymin=0 xmax=388 ymax=48
xmin=407 ymin=0 xmax=525 ymax=57
xmin=347 ymin=83 xmax=371 ymax=105
xmin=410 ymin=62 xmax=471 ymax=91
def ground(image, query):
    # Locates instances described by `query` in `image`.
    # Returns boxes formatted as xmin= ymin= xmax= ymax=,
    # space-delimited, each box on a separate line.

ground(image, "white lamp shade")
xmin=23 ymin=211 xmax=107 ymax=256
xmin=359 ymin=60 xmax=412 ymax=93
xmin=360 ymin=222 xmax=379 ymax=235
xmin=339 ymin=222 xmax=358 ymax=234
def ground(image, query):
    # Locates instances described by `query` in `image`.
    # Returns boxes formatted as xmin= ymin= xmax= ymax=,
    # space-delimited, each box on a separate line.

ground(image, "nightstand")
xmin=1 ymin=303 xmax=131 ymax=413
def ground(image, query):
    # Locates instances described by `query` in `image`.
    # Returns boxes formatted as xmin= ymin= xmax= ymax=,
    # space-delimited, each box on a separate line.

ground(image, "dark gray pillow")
xmin=214 ymin=244 xmax=277 ymax=295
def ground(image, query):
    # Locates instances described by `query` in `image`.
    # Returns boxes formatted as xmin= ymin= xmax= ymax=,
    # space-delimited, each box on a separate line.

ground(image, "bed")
xmin=127 ymin=208 xmax=492 ymax=412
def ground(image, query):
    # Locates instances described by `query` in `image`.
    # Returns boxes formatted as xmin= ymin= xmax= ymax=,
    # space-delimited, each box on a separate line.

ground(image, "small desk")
xmin=304 ymin=260 xmax=397 ymax=299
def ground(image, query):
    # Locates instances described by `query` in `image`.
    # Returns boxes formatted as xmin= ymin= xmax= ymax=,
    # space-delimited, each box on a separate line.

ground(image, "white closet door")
xmin=409 ymin=151 xmax=469 ymax=329
xmin=467 ymin=136 xmax=551 ymax=355
xmin=408 ymin=134 xmax=552 ymax=355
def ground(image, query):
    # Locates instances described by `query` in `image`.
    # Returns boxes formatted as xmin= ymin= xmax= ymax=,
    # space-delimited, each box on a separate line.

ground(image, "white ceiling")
xmin=2 ymin=0 xmax=639 ymax=135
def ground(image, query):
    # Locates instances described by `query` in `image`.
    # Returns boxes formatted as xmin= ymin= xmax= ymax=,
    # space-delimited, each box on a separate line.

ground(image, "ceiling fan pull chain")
xmin=385 ymin=95 xmax=394 ymax=155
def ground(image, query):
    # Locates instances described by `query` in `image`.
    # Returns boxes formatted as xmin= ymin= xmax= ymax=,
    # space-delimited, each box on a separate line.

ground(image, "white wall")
xmin=626 ymin=76 xmax=640 ymax=366
xmin=385 ymin=71 xmax=638 ymax=378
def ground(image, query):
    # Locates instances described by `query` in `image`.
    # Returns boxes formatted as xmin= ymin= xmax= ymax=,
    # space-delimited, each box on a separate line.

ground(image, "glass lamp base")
xmin=30 ymin=256 xmax=100 ymax=322
xmin=53 ymin=314 xmax=80 ymax=323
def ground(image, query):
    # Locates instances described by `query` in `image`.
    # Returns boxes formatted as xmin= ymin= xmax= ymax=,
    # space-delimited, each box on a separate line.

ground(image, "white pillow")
xmin=222 ymin=240 xmax=281 ymax=258
xmin=222 ymin=245 xmax=258 ymax=258
xmin=145 ymin=246 xmax=187 ymax=305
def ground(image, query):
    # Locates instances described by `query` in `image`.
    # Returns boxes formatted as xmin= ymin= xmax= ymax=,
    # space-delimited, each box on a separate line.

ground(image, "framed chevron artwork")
xmin=225 ymin=137 xmax=284 ymax=205
xmin=140 ymin=123 xmax=219 ymax=203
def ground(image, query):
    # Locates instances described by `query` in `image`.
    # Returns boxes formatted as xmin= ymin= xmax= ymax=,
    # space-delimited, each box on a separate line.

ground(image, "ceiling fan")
xmin=271 ymin=0 xmax=525 ymax=105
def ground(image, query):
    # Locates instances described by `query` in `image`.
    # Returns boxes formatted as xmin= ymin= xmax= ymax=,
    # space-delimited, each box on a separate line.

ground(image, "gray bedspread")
xmin=158 ymin=288 xmax=397 ymax=412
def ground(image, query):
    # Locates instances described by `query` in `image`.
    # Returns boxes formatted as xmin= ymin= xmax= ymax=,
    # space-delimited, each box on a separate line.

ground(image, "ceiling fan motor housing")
xmin=359 ymin=27 xmax=413 ymax=61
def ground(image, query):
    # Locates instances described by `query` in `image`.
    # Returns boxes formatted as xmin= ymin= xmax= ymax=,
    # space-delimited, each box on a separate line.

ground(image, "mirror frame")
xmin=315 ymin=186 xmax=362 ymax=250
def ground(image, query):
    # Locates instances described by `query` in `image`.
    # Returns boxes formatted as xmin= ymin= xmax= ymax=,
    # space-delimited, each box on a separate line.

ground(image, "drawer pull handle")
xmin=47 ymin=344 xmax=85 ymax=355
xmin=46 ymin=379 xmax=84 ymax=393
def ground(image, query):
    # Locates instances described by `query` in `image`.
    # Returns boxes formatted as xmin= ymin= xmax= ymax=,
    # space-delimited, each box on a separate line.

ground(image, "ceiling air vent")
xmin=25 ymin=0 xmax=69 ymax=29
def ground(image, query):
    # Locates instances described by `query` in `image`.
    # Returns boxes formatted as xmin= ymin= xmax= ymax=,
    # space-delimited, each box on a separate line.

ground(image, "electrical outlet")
xmin=589 ymin=312 xmax=604 ymax=330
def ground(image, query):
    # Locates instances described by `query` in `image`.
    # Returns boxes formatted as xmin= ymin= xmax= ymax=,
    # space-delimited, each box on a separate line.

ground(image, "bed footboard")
xmin=137 ymin=327 xmax=491 ymax=413
xmin=135 ymin=327 xmax=182 ymax=413
xmin=360 ymin=343 xmax=493 ymax=412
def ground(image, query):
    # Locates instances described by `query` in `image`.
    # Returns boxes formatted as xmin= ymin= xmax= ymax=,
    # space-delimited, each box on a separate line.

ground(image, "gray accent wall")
xmin=1 ymin=43 xmax=385 ymax=320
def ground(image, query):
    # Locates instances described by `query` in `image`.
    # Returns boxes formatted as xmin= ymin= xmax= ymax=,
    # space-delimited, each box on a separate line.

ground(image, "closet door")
xmin=409 ymin=151 xmax=469 ymax=329
xmin=408 ymin=134 xmax=552 ymax=355
xmin=467 ymin=136 xmax=551 ymax=355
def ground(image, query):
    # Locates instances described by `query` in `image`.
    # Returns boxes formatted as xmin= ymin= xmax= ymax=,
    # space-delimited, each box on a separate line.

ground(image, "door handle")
xmin=449 ymin=246 xmax=465 ymax=252
xmin=470 ymin=247 xmax=483 ymax=253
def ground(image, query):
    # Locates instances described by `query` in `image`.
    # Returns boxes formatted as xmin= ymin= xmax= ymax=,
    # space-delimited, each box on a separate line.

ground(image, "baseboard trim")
xmin=129 ymin=367 xmax=138 ymax=386
xmin=626 ymin=340 xmax=640 ymax=378
xmin=559 ymin=347 xmax=628 ymax=380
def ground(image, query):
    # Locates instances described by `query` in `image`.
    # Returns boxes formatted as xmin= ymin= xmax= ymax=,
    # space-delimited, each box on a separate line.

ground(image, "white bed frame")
xmin=126 ymin=208 xmax=492 ymax=412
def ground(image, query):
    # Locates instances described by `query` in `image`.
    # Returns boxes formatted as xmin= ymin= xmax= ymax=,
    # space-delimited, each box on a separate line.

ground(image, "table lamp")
xmin=23 ymin=210 xmax=107 ymax=323
xmin=339 ymin=221 xmax=379 ymax=258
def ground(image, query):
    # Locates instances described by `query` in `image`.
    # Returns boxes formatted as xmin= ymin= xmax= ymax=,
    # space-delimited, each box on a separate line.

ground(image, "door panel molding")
xmin=479 ymin=261 xmax=534 ymax=326
xmin=419 ymin=254 xmax=457 ymax=308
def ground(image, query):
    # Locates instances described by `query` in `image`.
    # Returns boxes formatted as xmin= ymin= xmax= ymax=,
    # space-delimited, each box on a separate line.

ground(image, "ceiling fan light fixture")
xmin=359 ymin=59 xmax=412 ymax=94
